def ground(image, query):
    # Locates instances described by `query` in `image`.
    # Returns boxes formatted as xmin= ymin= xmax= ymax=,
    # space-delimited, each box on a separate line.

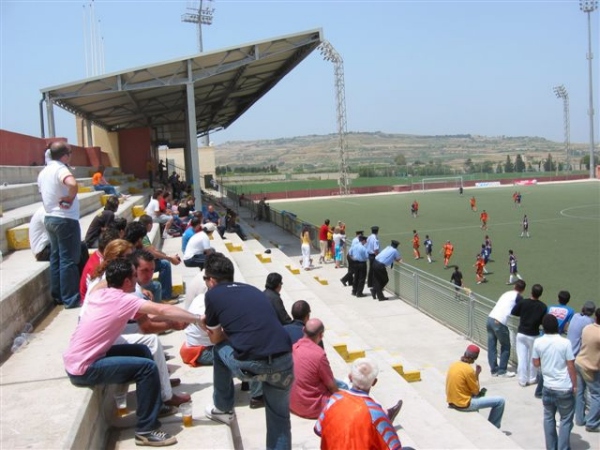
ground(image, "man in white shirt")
xmin=37 ymin=142 xmax=81 ymax=308
xmin=533 ymin=314 xmax=577 ymax=450
xmin=144 ymin=189 xmax=174 ymax=239
xmin=486 ymin=279 xmax=526 ymax=377
xmin=29 ymin=207 xmax=50 ymax=260
xmin=183 ymin=222 xmax=215 ymax=269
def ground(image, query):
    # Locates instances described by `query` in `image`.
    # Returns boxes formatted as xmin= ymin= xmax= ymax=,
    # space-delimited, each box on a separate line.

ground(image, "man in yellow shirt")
xmin=446 ymin=344 xmax=506 ymax=428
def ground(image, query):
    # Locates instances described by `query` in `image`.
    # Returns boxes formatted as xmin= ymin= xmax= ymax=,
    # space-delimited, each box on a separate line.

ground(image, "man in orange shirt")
xmin=92 ymin=165 xmax=127 ymax=198
xmin=412 ymin=230 xmax=421 ymax=260
xmin=474 ymin=254 xmax=486 ymax=284
xmin=442 ymin=240 xmax=454 ymax=268
xmin=411 ymin=200 xmax=419 ymax=218
xmin=470 ymin=196 xmax=477 ymax=212
xmin=480 ymin=210 xmax=489 ymax=230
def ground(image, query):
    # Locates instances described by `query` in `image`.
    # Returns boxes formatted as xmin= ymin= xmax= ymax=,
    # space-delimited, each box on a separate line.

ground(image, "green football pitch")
xmin=271 ymin=181 xmax=600 ymax=310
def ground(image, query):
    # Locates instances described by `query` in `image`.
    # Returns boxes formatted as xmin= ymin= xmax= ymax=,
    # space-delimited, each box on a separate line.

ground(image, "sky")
xmin=1 ymin=0 xmax=598 ymax=147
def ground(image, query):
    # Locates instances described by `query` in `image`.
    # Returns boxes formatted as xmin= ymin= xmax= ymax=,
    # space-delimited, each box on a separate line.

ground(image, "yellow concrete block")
xmin=345 ymin=350 xmax=366 ymax=362
xmin=7 ymin=224 xmax=30 ymax=250
xmin=260 ymin=255 xmax=271 ymax=262
xmin=225 ymin=241 xmax=242 ymax=252
xmin=129 ymin=187 xmax=142 ymax=195
xmin=128 ymin=175 xmax=136 ymax=182
xmin=0 ymin=204 xmax=3 ymax=217
xmin=402 ymin=371 xmax=421 ymax=382
xmin=392 ymin=364 xmax=405 ymax=376
xmin=78 ymin=186 xmax=92 ymax=193
xmin=108 ymin=178 xmax=120 ymax=185
xmin=100 ymin=194 xmax=111 ymax=206
xmin=172 ymin=275 xmax=185 ymax=296
xmin=142 ymin=181 xmax=149 ymax=188
xmin=113 ymin=169 xmax=122 ymax=176
xmin=132 ymin=205 xmax=145 ymax=218
xmin=313 ymin=276 xmax=328 ymax=285
xmin=333 ymin=344 xmax=348 ymax=360
xmin=250 ymin=233 xmax=260 ymax=240
xmin=285 ymin=264 xmax=300 ymax=275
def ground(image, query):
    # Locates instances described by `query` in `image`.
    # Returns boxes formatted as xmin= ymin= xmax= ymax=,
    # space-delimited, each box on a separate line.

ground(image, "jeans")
xmin=116 ymin=333 xmax=172 ymax=402
xmin=575 ymin=363 xmax=600 ymax=429
xmin=542 ymin=387 xmax=574 ymax=450
xmin=67 ymin=344 xmax=162 ymax=433
xmin=516 ymin=333 xmax=538 ymax=385
xmin=213 ymin=342 xmax=294 ymax=450
xmin=154 ymin=259 xmax=173 ymax=299
xmin=94 ymin=184 xmax=119 ymax=196
xmin=486 ymin=317 xmax=511 ymax=375
xmin=44 ymin=216 xmax=81 ymax=308
xmin=139 ymin=280 xmax=163 ymax=304
xmin=465 ymin=395 xmax=505 ymax=428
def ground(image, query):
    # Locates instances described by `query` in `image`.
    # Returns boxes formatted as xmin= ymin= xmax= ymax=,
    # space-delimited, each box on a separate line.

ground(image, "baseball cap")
xmin=465 ymin=344 xmax=480 ymax=358
xmin=203 ymin=222 xmax=217 ymax=233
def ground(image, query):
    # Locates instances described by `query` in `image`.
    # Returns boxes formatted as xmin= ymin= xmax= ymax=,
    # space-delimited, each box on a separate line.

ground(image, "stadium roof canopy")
xmin=40 ymin=29 xmax=323 ymax=148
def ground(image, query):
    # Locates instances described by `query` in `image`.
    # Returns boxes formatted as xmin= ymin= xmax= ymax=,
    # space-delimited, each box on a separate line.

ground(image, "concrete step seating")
xmin=0 ymin=167 xmax=155 ymax=359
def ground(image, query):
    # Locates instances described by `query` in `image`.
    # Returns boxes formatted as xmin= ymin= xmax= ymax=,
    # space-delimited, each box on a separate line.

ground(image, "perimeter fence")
xmin=225 ymin=187 xmax=519 ymax=364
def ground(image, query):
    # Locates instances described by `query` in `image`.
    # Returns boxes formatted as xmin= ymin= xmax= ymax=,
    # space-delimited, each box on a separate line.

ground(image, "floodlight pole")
xmin=553 ymin=85 xmax=571 ymax=172
xmin=319 ymin=41 xmax=350 ymax=196
xmin=580 ymin=0 xmax=597 ymax=178
xmin=182 ymin=0 xmax=215 ymax=147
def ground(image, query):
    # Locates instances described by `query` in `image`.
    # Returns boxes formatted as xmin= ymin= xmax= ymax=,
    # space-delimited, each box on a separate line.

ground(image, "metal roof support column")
xmin=45 ymin=94 xmax=56 ymax=138
xmin=85 ymin=119 xmax=93 ymax=147
xmin=186 ymin=80 xmax=202 ymax=211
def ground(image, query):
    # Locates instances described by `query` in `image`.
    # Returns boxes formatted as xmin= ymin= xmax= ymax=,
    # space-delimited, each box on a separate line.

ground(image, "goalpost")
xmin=413 ymin=176 xmax=463 ymax=192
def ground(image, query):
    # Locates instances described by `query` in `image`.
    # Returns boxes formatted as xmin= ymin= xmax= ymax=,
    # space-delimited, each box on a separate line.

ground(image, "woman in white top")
xmin=300 ymin=226 xmax=312 ymax=270
xmin=332 ymin=226 xmax=345 ymax=269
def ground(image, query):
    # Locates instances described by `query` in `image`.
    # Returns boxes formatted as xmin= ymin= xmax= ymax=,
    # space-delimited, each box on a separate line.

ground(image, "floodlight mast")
xmin=319 ymin=41 xmax=350 ymax=196
xmin=580 ymin=0 xmax=598 ymax=178
xmin=181 ymin=0 xmax=214 ymax=52
xmin=553 ymin=85 xmax=571 ymax=171
xmin=182 ymin=0 xmax=215 ymax=146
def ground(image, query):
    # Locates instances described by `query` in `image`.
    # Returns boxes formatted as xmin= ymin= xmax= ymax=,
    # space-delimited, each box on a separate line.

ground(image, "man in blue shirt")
xmin=365 ymin=226 xmax=380 ymax=289
xmin=202 ymin=253 xmax=293 ymax=449
xmin=182 ymin=216 xmax=202 ymax=253
xmin=350 ymin=235 xmax=369 ymax=297
xmin=371 ymin=240 xmax=402 ymax=301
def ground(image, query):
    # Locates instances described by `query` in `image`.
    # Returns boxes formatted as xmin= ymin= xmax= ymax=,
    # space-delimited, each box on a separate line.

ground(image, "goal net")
xmin=414 ymin=176 xmax=463 ymax=192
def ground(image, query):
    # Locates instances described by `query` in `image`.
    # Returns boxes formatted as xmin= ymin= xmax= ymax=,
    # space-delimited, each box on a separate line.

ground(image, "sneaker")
xmin=135 ymin=429 xmax=177 ymax=447
xmin=205 ymin=405 xmax=234 ymax=425
xmin=585 ymin=427 xmax=599 ymax=432
xmin=499 ymin=371 xmax=516 ymax=378
xmin=158 ymin=405 xmax=178 ymax=418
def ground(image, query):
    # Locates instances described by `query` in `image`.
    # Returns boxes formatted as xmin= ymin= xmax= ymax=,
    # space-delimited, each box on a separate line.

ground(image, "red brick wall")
xmin=0 ymin=129 xmax=103 ymax=167
xmin=118 ymin=127 xmax=152 ymax=179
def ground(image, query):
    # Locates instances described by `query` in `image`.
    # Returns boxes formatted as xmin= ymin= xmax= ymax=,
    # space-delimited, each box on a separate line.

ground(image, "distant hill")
xmin=214 ymin=132 xmax=587 ymax=172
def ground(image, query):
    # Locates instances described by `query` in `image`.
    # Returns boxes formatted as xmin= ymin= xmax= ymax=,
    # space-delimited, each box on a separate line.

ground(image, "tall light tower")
xmin=319 ymin=41 xmax=350 ymax=196
xmin=579 ymin=0 xmax=597 ymax=178
xmin=182 ymin=0 xmax=215 ymax=147
xmin=181 ymin=0 xmax=215 ymax=53
xmin=553 ymin=85 xmax=571 ymax=171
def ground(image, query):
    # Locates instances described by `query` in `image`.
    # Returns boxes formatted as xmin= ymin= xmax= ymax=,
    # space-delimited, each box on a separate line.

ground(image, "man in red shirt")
xmin=80 ymin=228 xmax=119 ymax=301
xmin=290 ymin=318 xmax=341 ymax=419
xmin=319 ymin=219 xmax=331 ymax=264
